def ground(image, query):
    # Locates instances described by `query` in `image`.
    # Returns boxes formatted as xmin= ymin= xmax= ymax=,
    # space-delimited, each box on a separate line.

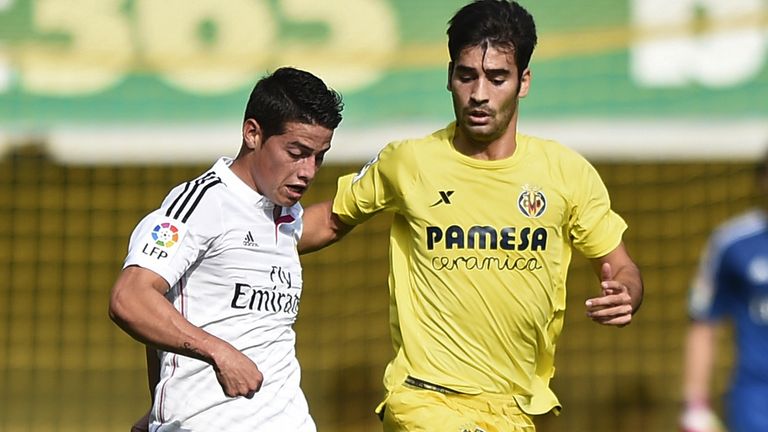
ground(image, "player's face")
xmin=448 ymin=43 xmax=530 ymax=146
xmin=252 ymin=121 xmax=333 ymax=207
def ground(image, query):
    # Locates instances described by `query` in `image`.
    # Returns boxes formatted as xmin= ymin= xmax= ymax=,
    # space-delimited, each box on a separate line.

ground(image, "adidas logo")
xmin=243 ymin=231 xmax=259 ymax=247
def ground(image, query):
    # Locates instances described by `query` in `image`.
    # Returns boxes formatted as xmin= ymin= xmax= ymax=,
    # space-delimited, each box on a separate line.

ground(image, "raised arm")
xmin=299 ymin=200 xmax=355 ymax=254
xmin=108 ymin=266 xmax=263 ymax=398
xmin=585 ymin=242 xmax=644 ymax=326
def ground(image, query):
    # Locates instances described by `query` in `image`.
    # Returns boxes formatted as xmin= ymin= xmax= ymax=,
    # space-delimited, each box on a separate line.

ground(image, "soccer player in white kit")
xmin=109 ymin=67 xmax=343 ymax=432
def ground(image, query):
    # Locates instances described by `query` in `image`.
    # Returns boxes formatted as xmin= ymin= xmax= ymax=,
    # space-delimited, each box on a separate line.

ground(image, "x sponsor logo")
xmin=430 ymin=190 xmax=455 ymax=207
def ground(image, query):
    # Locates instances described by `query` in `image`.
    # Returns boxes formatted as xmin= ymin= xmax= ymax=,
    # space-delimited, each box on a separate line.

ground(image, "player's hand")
xmin=679 ymin=403 xmax=724 ymax=432
xmin=130 ymin=409 xmax=150 ymax=432
xmin=211 ymin=344 xmax=264 ymax=398
xmin=585 ymin=263 xmax=634 ymax=326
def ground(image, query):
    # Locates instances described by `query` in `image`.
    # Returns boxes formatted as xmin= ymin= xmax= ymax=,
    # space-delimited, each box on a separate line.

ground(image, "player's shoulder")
xmin=519 ymin=132 xmax=597 ymax=182
xmin=363 ymin=132 xmax=430 ymax=178
xmin=160 ymin=168 xmax=226 ymax=227
xmin=380 ymin=124 xmax=452 ymax=158
xmin=520 ymin=132 xmax=587 ymax=163
xmin=710 ymin=209 xmax=768 ymax=251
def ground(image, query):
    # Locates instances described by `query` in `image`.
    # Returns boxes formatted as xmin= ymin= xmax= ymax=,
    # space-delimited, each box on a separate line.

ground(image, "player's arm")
xmin=585 ymin=242 xmax=643 ymax=326
xmin=108 ymin=265 xmax=263 ymax=398
xmin=300 ymin=143 xmax=405 ymax=255
xmin=298 ymin=200 xmax=355 ymax=254
xmin=678 ymin=320 xmax=725 ymax=432
xmin=683 ymin=320 xmax=718 ymax=407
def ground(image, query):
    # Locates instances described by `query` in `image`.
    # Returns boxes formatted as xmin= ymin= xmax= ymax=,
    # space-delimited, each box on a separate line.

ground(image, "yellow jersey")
xmin=332 ymin=123 xmax=627 ymax=415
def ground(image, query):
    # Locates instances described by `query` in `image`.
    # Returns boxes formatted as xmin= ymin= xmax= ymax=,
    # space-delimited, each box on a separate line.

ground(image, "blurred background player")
xmin=108 ymin=67 xmax=343 ymax=431
xmin=300 ymin=1 xmax=644 ymax=430
xmin=680 ymin=152 xmax=768 ymax=432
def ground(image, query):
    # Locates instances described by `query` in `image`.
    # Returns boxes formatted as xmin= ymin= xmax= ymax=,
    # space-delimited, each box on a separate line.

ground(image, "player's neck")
xmin=453 ymin=123 xmax=518 ymax=161
xmin=229 ymin=156 xmax=257 ymax=191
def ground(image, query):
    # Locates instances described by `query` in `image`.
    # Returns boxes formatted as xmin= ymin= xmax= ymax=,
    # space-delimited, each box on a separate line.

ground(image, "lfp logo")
xmin=152 ymin=222 xmax=179 ymax=247
xmin=517 ymin=184 xmax=546 ymax=218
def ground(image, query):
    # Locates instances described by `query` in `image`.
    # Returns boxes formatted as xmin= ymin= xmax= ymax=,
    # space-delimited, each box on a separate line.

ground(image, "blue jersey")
xmin=690 ymin=209 xmax=768 ymax=386
xmin=690 ymin=210 xmax=768 ymax=432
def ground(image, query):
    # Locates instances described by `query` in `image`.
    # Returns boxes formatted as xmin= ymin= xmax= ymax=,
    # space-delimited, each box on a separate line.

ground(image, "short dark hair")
xmin=244 ymin=67 xmax=344 ymax=140
xmin=447 ymin=0 xmax=537 ymax=77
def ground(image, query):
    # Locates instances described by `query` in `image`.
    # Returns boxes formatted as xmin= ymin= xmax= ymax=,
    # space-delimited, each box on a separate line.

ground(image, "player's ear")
xmin=518 ymin=67 xmax=532 ymax=98
xmin=446 ymin=61 xmax=454 ymax=91
xmin=242 ymin=118 xmax=263 ymax=150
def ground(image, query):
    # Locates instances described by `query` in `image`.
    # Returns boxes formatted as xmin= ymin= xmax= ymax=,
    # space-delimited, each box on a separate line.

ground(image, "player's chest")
xmin=405 ymin=169 xmax=568 ymax=228
xmin=403 ymin=170 xmax=569 ymax=254
xmin=209 ymin=209 xmax=301 ymax=268
xmin=728 ymin=245 xmax=768 ymax=325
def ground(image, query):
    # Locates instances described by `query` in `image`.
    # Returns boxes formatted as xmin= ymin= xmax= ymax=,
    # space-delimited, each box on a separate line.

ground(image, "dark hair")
xmin=243 ymin=67 xmax=344 ymax=140
xmin=447 ymin=0 xmax=537 ymax=77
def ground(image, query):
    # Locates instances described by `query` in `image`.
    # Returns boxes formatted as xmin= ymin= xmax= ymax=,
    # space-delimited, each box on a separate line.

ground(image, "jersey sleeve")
xmin=566 ymin=155 xmax=627 ymax=258
xmin=123 ymin=184 xmax=221 ymax=288
xmin=688 ymin=235 xmax=733 ymax=321
xmin=332 ymin=141 xmax=413 ymax=225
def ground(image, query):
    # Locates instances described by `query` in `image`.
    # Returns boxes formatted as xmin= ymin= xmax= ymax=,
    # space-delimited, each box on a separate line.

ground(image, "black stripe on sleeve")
xmin=165 ymin=181 xmax=191 ymax=217
xmin=181 ymin=179 xmax=223 ymax=223
xmin=166 ymin=172 xmax=218 ymax=221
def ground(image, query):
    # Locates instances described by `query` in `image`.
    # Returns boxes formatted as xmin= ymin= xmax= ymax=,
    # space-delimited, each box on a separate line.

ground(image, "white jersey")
xmin=124 ymin=157 xmax=315 ymax=432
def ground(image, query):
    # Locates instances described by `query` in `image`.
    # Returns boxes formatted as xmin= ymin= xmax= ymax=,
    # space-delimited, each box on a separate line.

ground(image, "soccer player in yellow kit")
xmin=300 ymin=1 xmax=644 ymax=430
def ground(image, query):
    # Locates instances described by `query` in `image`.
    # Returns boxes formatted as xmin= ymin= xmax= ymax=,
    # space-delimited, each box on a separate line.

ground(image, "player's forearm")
xmin=299 ymin=200 xmax=353 ymax=254
xmin=590 ymin=242 xmax=643 ymax=315
xmin=683 ymin=322 xmax=716 ymax=404
xmin=111 ymin=295 xmax=231 ymax=367
xmin=109 ymin=269 xmax=231 ymax=366
xmin=614 ymin=261 xmax=644 ymax=314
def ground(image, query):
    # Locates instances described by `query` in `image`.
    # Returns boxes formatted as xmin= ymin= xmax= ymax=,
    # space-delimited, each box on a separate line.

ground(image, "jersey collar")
xmin=212 ymin=157 xmax=273 ymax=209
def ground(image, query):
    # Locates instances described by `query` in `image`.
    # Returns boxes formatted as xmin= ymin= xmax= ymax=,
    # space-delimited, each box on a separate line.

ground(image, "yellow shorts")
xmin=378 ymin=378 xmax=535 ymax=432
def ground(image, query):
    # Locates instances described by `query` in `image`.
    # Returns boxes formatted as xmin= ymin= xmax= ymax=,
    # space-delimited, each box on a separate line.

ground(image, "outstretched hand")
xmin=585 ymin=262 xmax=634 ymax=327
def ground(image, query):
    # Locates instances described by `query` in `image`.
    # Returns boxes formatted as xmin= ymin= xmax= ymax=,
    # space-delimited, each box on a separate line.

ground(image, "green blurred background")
xmin=1 ymin=0 xmax=766 ymax=430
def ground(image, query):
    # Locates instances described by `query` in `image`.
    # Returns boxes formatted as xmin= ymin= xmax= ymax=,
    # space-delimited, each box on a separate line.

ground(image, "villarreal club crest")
xmin=517 ymin=184 xmax=546 ymax=218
